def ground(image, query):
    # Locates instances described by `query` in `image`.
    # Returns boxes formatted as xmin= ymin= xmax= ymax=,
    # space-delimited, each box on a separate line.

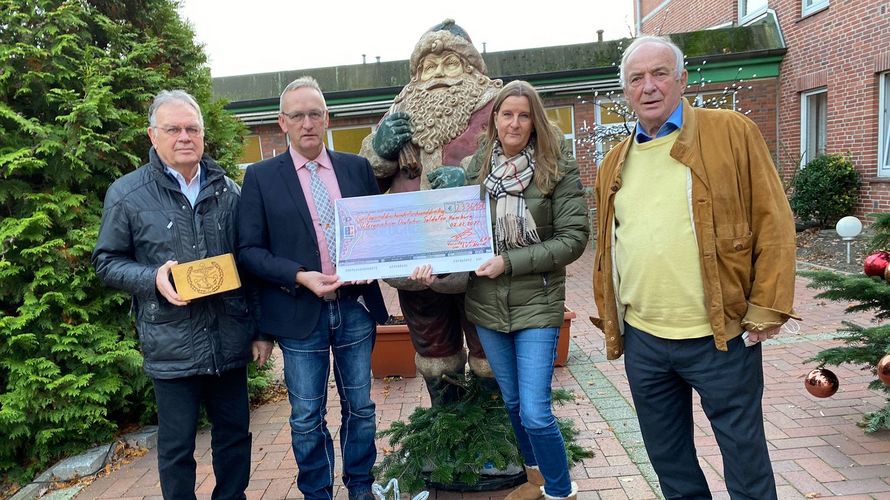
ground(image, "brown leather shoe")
xmin=505 ymin=466 xmax=545 ymax=500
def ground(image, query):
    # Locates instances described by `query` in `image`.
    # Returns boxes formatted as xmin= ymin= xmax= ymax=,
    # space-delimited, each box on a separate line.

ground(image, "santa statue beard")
xmin=398 ymin=73 xmax=487 ymax=154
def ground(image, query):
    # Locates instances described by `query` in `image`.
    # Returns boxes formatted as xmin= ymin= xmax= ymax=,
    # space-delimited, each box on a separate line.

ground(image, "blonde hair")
xmin=479 ymin=80 xmax=562 ymax=193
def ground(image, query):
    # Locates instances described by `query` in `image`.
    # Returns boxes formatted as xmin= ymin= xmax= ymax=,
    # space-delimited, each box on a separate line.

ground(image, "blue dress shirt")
xmin=164 ymin=164 xmax=203 ymax=208
xmin=635 ymin=103 xmax=684 ymax=143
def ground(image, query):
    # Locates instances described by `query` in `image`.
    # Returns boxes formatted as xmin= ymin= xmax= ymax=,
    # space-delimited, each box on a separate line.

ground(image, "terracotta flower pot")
xmin=372 ymin=320 xmax=417 ymax=379
xmin=372 ymin=307 xmax=574 ymax=378
xmin=555 ymin=307 xmax=576 ymax=367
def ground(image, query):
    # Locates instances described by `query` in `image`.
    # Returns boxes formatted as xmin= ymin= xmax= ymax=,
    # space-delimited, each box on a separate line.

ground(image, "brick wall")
xmin=637 ymin=0 xmax=890 ymax=217
xmin=253 ymin=123 xmax=286 ymax=159
xmin=772 ymin=0 xmax=890 ymax=216
xmin=639 ymin=0 xmax=735 ymax=34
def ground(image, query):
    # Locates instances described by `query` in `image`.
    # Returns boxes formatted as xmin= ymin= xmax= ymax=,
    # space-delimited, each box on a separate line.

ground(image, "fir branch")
xmin=375 ymin=377 xmax=593 ymax=495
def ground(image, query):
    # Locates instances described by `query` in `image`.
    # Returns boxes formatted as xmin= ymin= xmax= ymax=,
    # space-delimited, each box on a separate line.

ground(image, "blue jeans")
xmin=278 ymin=298 xmax=376 ymax=500
xmin=152 ymin=366 xmax=250 ymax=500
xmin=476 ymin=326 xmax=572 ymax=497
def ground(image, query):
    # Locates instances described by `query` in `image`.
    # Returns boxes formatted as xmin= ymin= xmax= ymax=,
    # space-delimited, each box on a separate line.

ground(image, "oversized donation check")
xmin=335 ymin=185 xmax=494 ymax=281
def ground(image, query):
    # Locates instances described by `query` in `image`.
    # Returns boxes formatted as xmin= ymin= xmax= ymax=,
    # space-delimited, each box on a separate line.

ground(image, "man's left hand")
xmin=745 ymin=325 xmax=781 ymax=344
xmin=296 ymin=270 xmax=342 ymax=298
xmin=252 ymin=340 xmax=274 ymax=367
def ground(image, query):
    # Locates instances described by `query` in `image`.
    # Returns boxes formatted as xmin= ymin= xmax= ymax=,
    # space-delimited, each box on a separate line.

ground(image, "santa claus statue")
xmin=360 ymin=19 xmax=502 ymax=404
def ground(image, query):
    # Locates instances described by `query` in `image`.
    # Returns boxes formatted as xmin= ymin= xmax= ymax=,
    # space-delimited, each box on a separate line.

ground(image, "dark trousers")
xmin=152 ymin=366 xmax=251 ymax=500
xmin=623 ymin=323 xmax=777 ymax=500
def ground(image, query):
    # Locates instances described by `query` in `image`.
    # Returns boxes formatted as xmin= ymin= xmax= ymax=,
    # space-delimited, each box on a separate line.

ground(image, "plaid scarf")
xmin=483 ymin=141 xmax=541 ymax=254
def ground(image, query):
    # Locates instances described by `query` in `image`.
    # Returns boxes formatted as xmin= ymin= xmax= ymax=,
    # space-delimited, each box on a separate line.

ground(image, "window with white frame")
xmin=801 ymin=89 xmax=827 ymax=165
xmin=802 ymin=0 xmax=828 ymax=17
xmin=545 ymin=106 xmax=576 ymax=156
xmin=324 ymin=125 xmax=373 ymax=154
xmin=879 ymin=72 xmax=890 ymax=176
xmin=739 ymin=0 xmax=768 ymax=23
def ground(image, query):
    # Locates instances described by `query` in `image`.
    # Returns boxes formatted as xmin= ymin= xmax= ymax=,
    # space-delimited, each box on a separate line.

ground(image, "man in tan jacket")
xmin=592 ymin=35 xmax=798 ymax=500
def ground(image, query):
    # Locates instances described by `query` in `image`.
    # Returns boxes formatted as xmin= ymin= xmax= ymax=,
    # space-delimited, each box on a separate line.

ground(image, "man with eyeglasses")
xmin=592 ymin=36 xmax=798 ymax=499
xmin=237 ymin=76 xmax=388 ymax=500
xmin=92 ymin=90 xmax=271 ymax=499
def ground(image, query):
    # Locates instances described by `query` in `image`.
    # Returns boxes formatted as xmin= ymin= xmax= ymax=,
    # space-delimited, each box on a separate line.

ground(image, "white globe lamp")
xmin=835 ymin=216 xmax=863 ymax=264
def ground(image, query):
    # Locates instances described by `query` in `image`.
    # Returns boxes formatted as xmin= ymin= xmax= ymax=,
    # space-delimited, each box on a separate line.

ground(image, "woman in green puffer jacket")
xmin=465 ymin=80 xmax=588 ymax=500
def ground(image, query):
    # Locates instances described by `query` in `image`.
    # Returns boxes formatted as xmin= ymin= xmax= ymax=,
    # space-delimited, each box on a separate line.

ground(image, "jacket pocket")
xmin=220 ymin=295 xmax=253 ymax=354
xmin=137 ymin=298 xmax=192 ymax=361
xmin=139 ymin=298 xmax=191 ymax=323
xmin=134 ymin=210 xmax=182 ymax=263
xmin=714 ymin=223 xmax=753 ymax=310
xmin=508 ymin=273 xmax=549 ymax=307
xmin=223 ymin=295 xmax=250 ymax=317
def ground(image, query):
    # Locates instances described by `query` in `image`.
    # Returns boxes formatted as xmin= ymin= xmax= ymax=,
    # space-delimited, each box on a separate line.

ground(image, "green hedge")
xmin=0 ymin=0 xmax=255 ymax=484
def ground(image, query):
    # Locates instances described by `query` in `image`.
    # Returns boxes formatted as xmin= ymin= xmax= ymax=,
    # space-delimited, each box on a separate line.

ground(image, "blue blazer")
xmin=237 ymin=150 xmax=388 ymax=339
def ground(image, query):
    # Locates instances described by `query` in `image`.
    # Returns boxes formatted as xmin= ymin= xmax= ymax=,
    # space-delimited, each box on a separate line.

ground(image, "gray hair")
xmin=279 ymin=76 xmax=327 ymax=112
xmin=618 ymin=35 xmax=686 ymax=88
xmin=148 ymin=90 xmax=204 ymax=128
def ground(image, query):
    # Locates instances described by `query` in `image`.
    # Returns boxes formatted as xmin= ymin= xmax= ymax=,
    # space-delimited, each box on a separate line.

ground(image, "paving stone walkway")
xmin=73 ymin=248 xmax=890 ymax=499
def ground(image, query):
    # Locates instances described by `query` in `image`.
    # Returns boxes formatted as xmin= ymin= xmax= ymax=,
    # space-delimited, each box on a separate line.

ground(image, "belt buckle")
xmin=322 ymin=291 xmax=337 ymax=302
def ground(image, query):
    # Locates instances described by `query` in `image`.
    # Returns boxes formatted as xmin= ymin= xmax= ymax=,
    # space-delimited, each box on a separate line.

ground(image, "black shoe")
xmin=348 ymin=488 xmax=376 ymax=500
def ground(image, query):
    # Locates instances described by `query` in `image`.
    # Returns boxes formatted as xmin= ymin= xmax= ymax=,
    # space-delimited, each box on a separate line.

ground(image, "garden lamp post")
xmin=836 ymin=216 xmax=863 ymax=264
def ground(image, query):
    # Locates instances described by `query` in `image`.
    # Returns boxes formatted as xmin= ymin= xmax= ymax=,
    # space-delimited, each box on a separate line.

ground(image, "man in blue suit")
xmin=237 ymin=76 xmax=388 ymax=500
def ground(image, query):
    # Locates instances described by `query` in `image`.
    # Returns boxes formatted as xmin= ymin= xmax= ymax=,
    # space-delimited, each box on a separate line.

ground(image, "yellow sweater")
xmin=613 ymin=132 xmax=711 ymax=339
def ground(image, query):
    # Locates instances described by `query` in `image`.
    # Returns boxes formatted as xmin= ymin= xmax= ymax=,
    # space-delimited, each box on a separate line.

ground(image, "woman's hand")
xmin=409 ymin=264 xmax=437 ymax=287
xmin=344 ymin=279 xmax=375 ymax=285
xmin=475 ymin=256 xmax=505 ymax=279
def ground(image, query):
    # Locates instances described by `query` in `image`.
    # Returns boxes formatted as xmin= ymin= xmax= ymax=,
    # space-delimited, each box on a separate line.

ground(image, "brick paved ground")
xmin=75 ymin=248 xmax=890 ymax=500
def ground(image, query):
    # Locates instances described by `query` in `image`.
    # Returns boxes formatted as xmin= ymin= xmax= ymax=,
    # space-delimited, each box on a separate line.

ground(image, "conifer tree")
xmin=0 ymin=0 xmax=247 ymax=481
xmin=804 ymin=213 xmax=890 ymax=432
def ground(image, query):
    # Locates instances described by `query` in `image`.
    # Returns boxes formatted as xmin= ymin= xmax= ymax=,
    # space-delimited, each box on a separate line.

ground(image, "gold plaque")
xmin=170 ymin=253 xmax=241 ymax=301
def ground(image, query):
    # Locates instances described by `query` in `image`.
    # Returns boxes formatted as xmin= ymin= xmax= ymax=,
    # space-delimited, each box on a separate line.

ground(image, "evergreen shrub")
xmin=790 ymin=154 xmax=860 ymax=229
xmin=0 ymin=0 xmax=259 ymax=484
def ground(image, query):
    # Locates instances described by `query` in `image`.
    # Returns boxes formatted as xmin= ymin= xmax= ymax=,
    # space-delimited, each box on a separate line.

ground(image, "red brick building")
xmin=636 ymin=0 xmax=890 ymax=216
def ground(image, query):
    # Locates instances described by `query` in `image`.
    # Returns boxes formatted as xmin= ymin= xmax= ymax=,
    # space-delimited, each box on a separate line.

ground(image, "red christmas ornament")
xmin=877 ymin=354 xmax=890 ymax=386
xmin=804 ymin=368 xmax=839 ymax=398
xmin=864 ymin=251 xmax=890 ymax=278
